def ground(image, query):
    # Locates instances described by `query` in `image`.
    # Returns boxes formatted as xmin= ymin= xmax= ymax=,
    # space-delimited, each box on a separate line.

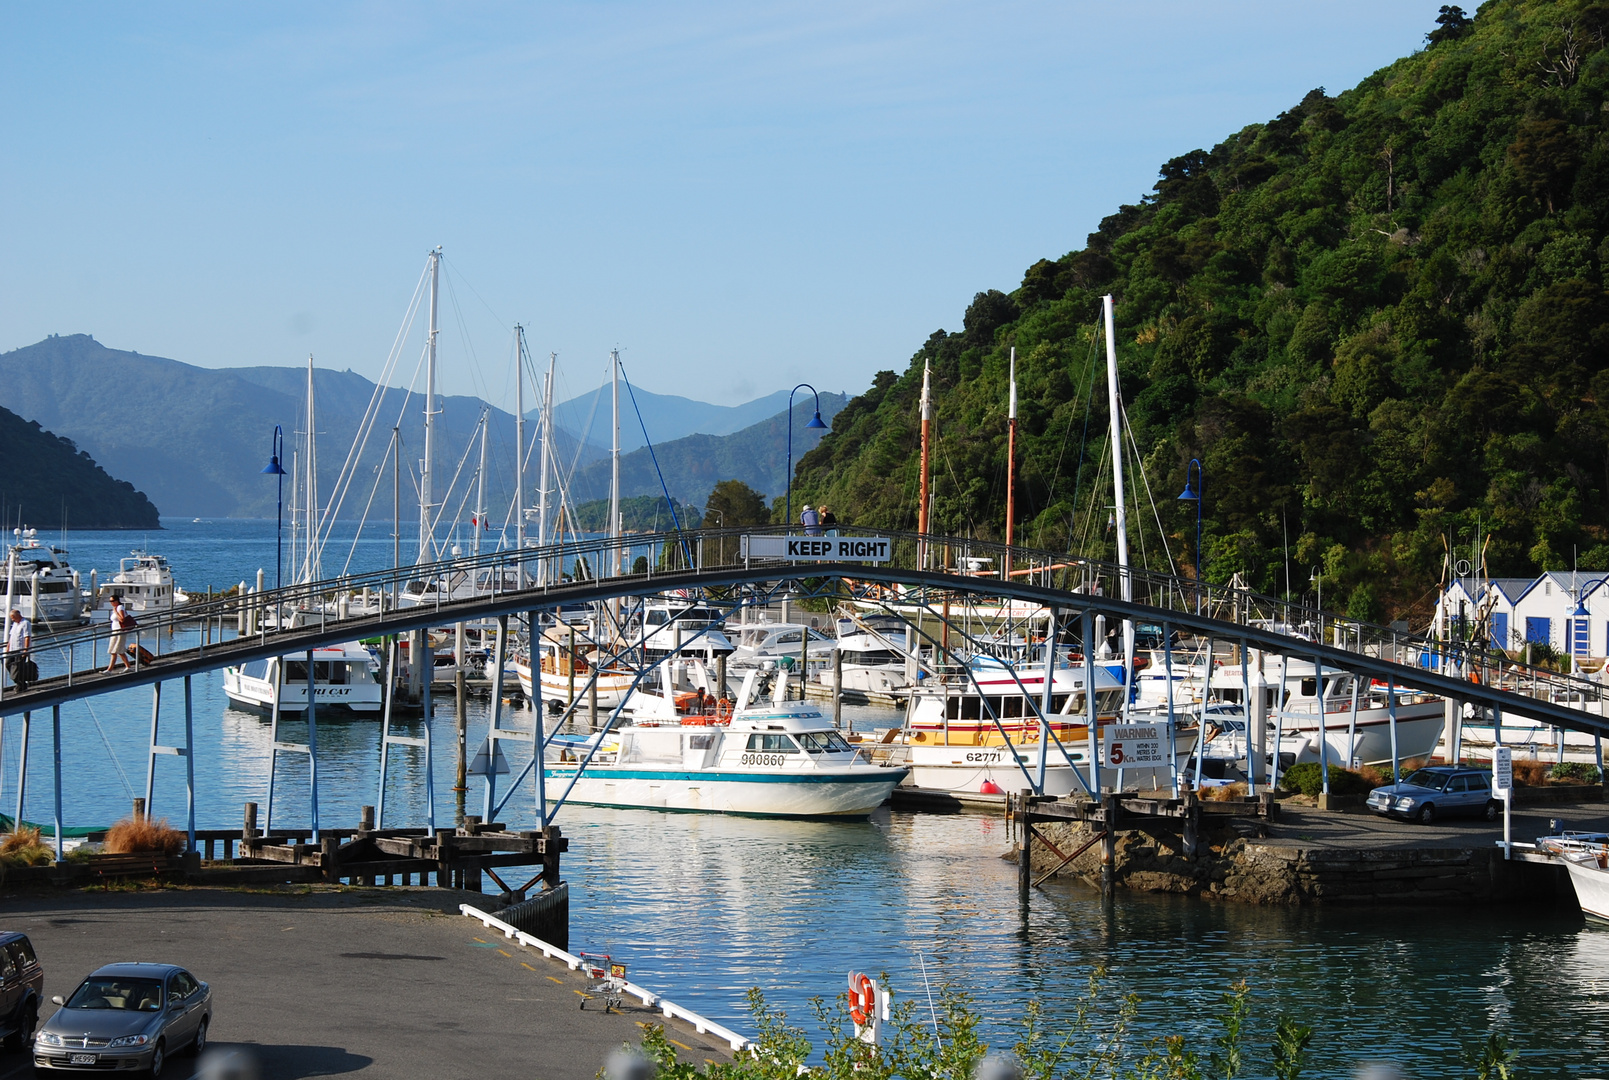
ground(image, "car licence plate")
xmin=69 ymin=1053 xmax=97 ymax=1064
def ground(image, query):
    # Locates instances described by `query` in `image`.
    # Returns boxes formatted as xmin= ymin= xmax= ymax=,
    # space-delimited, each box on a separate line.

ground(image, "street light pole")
xmin=1177 ymin=458 xmax=1202 ymax=612
xmin=785 ymin=383 xmax=828 ymax=527
xmin=261 ymin=426 xmax=288 ymax=591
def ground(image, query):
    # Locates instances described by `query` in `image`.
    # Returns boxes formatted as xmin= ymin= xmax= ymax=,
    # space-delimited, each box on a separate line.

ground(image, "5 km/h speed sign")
xmin=1105 ymin=724 xmax=1164 ymax=767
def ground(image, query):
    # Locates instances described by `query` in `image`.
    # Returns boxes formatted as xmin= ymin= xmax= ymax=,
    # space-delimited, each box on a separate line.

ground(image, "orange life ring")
xmin=847 ymin=973 xmax=874 ymax=1025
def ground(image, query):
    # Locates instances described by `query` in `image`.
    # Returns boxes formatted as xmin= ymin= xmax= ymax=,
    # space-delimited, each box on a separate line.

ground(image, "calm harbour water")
xmin=1 ymin=520 xmax=1601 ymax=1075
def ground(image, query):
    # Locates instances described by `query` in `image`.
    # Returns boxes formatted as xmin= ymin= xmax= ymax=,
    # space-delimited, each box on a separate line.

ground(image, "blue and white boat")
xmin=545 ymin=689 xmax=905 ymax=817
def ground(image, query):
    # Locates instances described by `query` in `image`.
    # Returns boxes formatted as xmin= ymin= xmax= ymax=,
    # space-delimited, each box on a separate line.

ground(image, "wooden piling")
xmin=132 ymin=797 xmax=146 ymax=822
xmin=243 ymin=802 xmax=258 ymax=839
xmin=320 ymin=836 xmax=340 ymax=884
xmin=1100 ymin=793 xmax=1117 ymax=899
xmin=1016 ymin=795 xmax=1032 ymax=907
xmin=359 ymin=805 xmax=375 ymax=833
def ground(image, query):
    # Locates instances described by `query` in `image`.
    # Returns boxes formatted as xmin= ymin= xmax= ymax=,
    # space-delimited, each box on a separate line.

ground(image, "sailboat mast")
xmin=539 ymin=354 xmax=555 ymax=545
xmin=1103 ymin=294 xmax=1134 ymax=686
xmin=474 ymin=409 xmax=488 ymax=558
xmin=305 ymin=355 xmax=318 ymax=583
xmin=515 ymin=326 xmax=527 ymax=572
xmin=1006 ymin=346 xmax=1017 ymax=558
xmin=609 ymin=349 xmax=621 ymax=574
xmin=420 ymin=246 xmax=441 ymax=564
xmin=918 ymin=359 xmax=932 ymax=535
xmin=539 ymin=353 xmax=555 ymax=586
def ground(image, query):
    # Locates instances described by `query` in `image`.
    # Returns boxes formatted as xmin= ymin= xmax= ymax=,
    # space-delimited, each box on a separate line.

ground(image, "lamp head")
xmin=261 ymin=456 xmax=287 ymax=476
xmin=807 ymin=411 xmax=826 ymax=430
xmin=1177 ymin=481 xmax=1198 ymax=501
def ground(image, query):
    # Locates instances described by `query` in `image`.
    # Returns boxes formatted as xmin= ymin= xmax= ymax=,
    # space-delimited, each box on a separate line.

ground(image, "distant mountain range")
xmin=552 ymin=385 xmax=797 ymax=455
xmin=0 ymin=334 xmax=842 ymax=525
xmin=0 ymin=403 xmax=158 ymax=529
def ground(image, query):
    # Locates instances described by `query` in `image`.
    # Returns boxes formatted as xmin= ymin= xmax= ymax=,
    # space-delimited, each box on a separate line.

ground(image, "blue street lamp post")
xmin=786 ymin=384 xmax=827 ymax=528
xmin=261 ymin=426 xmax=287 ymax=590
xmin=1177 ymin=459 xmax=1203 ymax=612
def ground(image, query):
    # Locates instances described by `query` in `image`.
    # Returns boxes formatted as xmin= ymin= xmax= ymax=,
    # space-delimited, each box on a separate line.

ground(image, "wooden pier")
xmin=1011 ymin=790 xmax=1277 ymax=903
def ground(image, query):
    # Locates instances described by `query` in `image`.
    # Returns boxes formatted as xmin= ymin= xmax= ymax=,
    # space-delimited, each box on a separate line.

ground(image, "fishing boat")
xmin=875 ymin=654 xmax=1196 ymax=794
xmin=516 ymin=623 xmax=638 ymax=709
xmin=91 ymin=551 xmax=185 ymax=614
xmin=543 ymin=672 xmax=906 ymax=816
xmin=1561 ymin=848 xmax=1609 ymax=920
xmin=222 ymin=643 xmax=384 ymax=714
xmin=3 ymin=528 xmax=85 ymax=628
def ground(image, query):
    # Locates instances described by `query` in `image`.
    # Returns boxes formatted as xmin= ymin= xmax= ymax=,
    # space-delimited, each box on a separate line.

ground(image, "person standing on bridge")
xmin=800 ymin=505 xmax=822 ymax=536
xmin=819 ymin=506 xmax=838 ymax=535
xmin=5 ymin=609 xmax=32 ymax=691
xmin=104 ymin=594 xmax=134 ymax=673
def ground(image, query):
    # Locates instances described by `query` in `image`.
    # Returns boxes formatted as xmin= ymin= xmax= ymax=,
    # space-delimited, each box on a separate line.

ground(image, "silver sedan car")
xmin=33 ymin=962 xmax=211 ymax=1076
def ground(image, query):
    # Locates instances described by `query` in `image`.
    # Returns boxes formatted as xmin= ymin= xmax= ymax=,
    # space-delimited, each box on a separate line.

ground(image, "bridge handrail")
xmin=18 ymin=525 xmax=1603 ymax=718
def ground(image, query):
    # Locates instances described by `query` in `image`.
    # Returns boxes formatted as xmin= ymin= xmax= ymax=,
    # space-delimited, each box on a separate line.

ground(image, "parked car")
xmin=34 ymin=963 xmax=210 ymax=1076
xmin=1365 ymin=765 xmax=1500 ymax=825
xmin=0 ymin=932 xmax=44 ymax=1053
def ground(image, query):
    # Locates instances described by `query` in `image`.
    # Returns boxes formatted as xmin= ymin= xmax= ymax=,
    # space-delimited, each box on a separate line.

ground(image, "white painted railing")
xmin=460 ymin=904 xmax=753 ymax=1052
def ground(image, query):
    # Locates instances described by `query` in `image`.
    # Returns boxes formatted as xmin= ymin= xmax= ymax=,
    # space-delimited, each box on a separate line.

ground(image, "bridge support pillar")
xmin=1444 ymin=696 xmax=1463 ymax=765
xmin=1248 ymin=648 xmax=1268 ymax=787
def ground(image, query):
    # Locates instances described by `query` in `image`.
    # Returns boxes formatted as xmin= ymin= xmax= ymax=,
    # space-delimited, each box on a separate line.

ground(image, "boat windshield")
xmin=746 ymin=734 xmax=800 ymax=754
xmin=797 ymin=730 xmax=854 ymax=754
xmin=1403 ymin=769 xmax=1448 ymax=790
xmin=66 ymin=978 xmax=164 ymax=1011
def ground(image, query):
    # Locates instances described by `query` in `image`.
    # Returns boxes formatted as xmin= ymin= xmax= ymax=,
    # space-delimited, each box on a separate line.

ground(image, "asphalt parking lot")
xmin=1266 ymin=797 xmax=1609 ymax=849
xmin=0 ymin=886 xmax=735 ymax=1080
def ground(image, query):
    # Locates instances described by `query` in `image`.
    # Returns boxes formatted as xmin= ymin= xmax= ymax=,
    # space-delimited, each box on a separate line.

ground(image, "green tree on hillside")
xmin=790 ymin=0 xmax=1609 ymax=624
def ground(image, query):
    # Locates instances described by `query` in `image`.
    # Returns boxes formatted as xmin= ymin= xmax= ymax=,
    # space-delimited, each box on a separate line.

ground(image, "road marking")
xmin=668 ymin=1039 xmax=691 ymax=1051
xmin=496 ymin=949 xmax=511 ymax=957
xmin=573 ymin=990 xmax=592 ymax=999
xmin=472 ymin=936 xmax=488 ymax=943
xmin=546 ymin=976 xmax=564 ymax=985
xmin=521 ymin=962 xmax=536 ymax=971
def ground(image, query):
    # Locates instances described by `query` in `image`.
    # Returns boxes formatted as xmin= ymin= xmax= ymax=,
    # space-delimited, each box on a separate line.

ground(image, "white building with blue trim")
xmin=1435 ymin=572 xmax=1609 ymax=659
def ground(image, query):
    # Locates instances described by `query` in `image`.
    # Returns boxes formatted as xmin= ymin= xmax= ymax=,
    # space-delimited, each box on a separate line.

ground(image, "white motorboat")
xmin=1563 ymin=849 xmax=1609 ymax=920
xmin=726 ymin=618 xmax=833 ymax=672
xmin=91 ymin=551 xmax=184 ymax=615
xmin=543 ymin=689 xmax=906 ymax=817
xmin=628 ymin=599 xmax=735 ymax=663
xmin=1206 ymin=659 xmax=1445 ymax=768
xmin=2 ymin=528 xmax=85 ymax=628
xmin=821 ymin=613 xmax=916 ymax=694
xmin=223 ymin=643 xmax=384 ymax=714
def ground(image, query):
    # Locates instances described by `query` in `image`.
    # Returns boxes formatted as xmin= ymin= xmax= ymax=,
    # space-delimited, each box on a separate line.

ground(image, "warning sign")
xmin=1105 ymin=724 xmax=1165 ymax=767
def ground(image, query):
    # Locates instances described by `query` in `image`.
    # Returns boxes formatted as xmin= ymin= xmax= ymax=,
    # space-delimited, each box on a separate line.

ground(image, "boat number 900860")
xmin=741 ymin=753 xmax=788 ymax=767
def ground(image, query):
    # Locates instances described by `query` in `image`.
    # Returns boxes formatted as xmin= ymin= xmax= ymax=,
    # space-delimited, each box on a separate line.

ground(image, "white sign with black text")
xmin=1105 ymin=724 xmax=1165 ymax=768
xmin=742 ymin=535 xmax=893 ymax=563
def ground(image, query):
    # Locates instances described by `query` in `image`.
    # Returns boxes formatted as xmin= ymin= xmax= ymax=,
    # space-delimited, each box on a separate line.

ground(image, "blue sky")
xmin=2 ymin=2 xmax=1446 ymax=410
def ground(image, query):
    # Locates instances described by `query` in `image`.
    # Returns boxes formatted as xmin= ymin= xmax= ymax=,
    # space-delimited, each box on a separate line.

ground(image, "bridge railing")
xmin=16 ymin=526 xmax=1606 ymax=721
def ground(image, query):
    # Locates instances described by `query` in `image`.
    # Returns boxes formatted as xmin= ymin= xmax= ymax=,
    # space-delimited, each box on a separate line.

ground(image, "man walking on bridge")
xmin=5 ymin=608 xmax=32 ymax=692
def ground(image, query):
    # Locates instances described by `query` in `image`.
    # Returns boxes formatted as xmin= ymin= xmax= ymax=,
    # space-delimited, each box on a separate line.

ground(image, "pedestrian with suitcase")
xmin=5 ymin=608 xmax=33 ymax=691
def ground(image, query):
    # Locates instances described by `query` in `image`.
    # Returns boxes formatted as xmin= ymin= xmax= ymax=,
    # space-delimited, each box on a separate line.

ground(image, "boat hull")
xmin=1566 ymin=857 xmax=1609 ymax=920
xmin=543 ymin=766 xmax=906 ymax=817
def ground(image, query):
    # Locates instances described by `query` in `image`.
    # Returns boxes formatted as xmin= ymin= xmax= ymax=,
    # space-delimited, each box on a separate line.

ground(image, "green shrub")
xmin=1279 ymin=763 xmax=1373 ymax=797
xmin=1548 ymin=761 xmax=1602 ymax=784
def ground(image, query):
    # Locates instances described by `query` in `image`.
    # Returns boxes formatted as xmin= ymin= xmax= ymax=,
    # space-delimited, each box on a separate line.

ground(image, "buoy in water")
xmin=979 ymin=779 xmax=1004 ymax=795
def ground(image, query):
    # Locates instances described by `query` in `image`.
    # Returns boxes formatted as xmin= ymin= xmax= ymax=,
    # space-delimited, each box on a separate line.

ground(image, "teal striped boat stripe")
xmin=543 ymin=768 xmax=908 ymax=784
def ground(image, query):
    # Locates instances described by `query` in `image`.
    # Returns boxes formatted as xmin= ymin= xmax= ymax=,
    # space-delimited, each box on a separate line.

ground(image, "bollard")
xmin=320 ymin=836 xmax=340 ymax=884
xmin=435 ymin=829 xmax=454 ymax=888
xmin=359 ymin=805 xmax=375 ymax=833
xmin=132 ymin=797 xmax=146 ymax=822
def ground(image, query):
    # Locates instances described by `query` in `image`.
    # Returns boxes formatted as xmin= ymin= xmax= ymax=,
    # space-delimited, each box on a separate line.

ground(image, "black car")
xmin=0 ymin=932 xmax=44 ymax=1054
xmin=1365 ymin=765 xmax=1500 ymax=824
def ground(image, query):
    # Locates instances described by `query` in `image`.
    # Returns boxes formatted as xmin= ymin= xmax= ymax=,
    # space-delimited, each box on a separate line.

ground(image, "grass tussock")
xmin=0 ymin=825 xmax=55 ymax=867
xmin=1200 ymin=782 xmax=1248 ymax=802
xmin=103 ymin=816 xmax=187 ymax=856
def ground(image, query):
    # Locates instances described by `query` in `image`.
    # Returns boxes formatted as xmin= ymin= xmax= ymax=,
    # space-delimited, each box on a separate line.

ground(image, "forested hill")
xmin=793 ymin=0 xmax=1609 ymax=623
xmin=0 ymin=405 xmax=159 ymax=529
